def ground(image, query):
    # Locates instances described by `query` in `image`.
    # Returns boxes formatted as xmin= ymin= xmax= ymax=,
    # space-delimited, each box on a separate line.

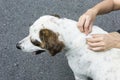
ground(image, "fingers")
xmin=77 ymin=16 xmax=86 ymax=32
xmin=84 ymin=16 xmax=91 ymax=34
xmin=77 ymin=9 xmax=97 ymax=34
xmin=77 ymin=15 xmax=93 ymax=35
xmin=88 ymin=46 xmax=105 ymax=52
xmin=87 ymin=34 xmax=106 ymax=51
xmin=88 ymin=23 xmax=93 ymax=34
xmin=92 ymin=34 xmax=104 ymax=38
xmin=87 ymin=40 xmax=105 ymax=51
xmin=87 ymin=37 xmax=103 ymax=43
xmin=87 ymin=41 xmax=105 ymax=47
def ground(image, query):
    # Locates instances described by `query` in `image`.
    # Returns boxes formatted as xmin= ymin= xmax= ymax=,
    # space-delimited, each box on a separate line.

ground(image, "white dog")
xmin=16 ymin=15 xmax=120 ymax=80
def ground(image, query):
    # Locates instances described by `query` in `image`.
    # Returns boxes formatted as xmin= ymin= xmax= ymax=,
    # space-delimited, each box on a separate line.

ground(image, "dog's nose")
xmin=16 ymin=43 xmax=21 ymax=49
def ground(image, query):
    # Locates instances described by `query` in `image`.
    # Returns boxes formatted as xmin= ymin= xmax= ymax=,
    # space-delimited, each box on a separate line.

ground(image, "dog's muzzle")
xmin=16 ymin=42 xmax=45 ymax=55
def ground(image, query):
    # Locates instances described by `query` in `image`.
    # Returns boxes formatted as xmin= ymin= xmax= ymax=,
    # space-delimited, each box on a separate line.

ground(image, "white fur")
xmin=18 ymin=15 xmax=120 ymax=80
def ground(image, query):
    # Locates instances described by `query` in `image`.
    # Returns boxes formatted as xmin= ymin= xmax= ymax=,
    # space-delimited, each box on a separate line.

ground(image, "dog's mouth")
xmin=33 ymin=50 xmax=45 ymax=55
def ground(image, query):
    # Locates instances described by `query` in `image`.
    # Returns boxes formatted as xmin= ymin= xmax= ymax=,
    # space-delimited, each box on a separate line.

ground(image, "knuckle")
xmin=79 ymin=15 xmax=83 ymax=20
xmin=86 ymin=15 xmax=90 ymax=19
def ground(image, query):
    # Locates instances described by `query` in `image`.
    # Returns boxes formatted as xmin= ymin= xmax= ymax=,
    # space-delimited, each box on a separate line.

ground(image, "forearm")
xmin=113 ymin=0 xmax=120 ymax=10
xmin=90 ymin=0 xmax=114 ymax=15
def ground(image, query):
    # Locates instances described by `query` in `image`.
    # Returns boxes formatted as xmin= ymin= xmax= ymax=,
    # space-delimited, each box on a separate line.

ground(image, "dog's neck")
xmin=55 ymin=18 xmax=87 ymax=50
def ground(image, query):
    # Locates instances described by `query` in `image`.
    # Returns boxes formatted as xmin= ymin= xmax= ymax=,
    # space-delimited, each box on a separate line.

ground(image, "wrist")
xmin=88 ymin=8 xmax=99 ymax=16
xmin=111 ymin=32 xmax=120 ymax=48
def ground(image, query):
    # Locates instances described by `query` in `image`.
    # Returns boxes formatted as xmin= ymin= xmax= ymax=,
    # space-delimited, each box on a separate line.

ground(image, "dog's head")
xmin=16 ymin=15 xmax=65 ymax=56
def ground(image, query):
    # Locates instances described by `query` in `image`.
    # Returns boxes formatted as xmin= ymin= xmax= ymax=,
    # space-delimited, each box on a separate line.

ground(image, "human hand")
xmin=87 ymin=32 xmax=120 ymax=51
xmin=77 ymin=9 xmax=97 ymax=35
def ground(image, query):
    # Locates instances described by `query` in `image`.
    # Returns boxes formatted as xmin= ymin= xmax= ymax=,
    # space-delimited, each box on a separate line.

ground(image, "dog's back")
xmin=61 ymin=18 xmax=120 ymax=80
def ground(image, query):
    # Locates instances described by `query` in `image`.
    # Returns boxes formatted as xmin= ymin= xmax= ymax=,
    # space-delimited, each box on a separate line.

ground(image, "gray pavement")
xmin=0 ymin=0 xmax=120 ymax=80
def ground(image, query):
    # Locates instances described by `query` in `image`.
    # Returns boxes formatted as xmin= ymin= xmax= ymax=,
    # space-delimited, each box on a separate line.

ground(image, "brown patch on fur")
xmin=39 ymin=29 xmax=65 ymax=56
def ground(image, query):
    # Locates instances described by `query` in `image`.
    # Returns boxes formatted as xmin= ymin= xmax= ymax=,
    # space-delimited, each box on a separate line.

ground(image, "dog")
xmin=16 ymin=15 xmax=120 ymax=80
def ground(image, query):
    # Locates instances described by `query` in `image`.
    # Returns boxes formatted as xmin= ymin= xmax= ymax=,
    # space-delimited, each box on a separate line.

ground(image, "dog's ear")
xmin=39 ymin=29 xmax=65 ymax=56
xmin=51 ymin=14 xmax=60 ymax=18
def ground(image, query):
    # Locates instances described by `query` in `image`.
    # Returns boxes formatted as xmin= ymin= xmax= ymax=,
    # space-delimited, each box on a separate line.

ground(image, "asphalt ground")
xmin=0 ymin=0 xmax=120 ymax=80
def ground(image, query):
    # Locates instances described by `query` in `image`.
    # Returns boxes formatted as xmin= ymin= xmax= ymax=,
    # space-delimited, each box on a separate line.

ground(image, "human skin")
xmin=77 ymin=0 xmax=120 ymax=51
xmin=87 ymin=32 xmax=120 ymax=51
